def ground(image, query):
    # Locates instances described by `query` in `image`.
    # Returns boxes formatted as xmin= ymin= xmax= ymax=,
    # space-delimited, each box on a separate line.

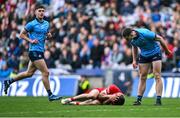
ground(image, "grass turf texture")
xmin=0 ymin=96 xmax=179 ymax=117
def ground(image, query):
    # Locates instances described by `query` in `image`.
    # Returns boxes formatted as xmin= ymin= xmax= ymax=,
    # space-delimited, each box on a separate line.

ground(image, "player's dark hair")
xmin=113 ymin=95 xmax=125 ymax=105
xmin=35 ymin=4 xmax=45 ymax=10
xmin=122 ymin=27 xmax=132 ymax=38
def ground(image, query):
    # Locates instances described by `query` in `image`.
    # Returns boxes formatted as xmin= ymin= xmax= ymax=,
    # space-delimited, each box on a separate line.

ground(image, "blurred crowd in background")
xmin=0 ymin=0 xmax=180 ymax=78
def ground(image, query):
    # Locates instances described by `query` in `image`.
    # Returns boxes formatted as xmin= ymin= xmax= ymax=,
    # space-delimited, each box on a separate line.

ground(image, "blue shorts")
xmin=28 ymin=51 xmax=44 ymax=62
xmin=138 ymin=52 xmax=162 ymax=63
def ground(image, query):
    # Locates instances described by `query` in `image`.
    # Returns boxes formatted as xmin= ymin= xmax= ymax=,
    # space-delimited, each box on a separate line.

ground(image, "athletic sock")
xmin=75 ymin=102 xmax=80 ymax=105
xmin=137 ymin=95 xmax=142 ymax=101
xmin=156 ymin=96 xmax=161 ymax=101
xmin=70 ymin=97 xmax=75 ymax=101
xmin=47 ymin=90 xmax=52 ymax=96
xmin=8 ymin=79 xmax=15 ymax=85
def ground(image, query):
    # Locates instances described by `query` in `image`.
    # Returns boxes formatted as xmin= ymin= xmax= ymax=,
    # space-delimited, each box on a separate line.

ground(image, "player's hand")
xmin=98 ymin=92 xmax=106 ymax=100
xmin=132 ymin=61 xmax=138 ymax=69
xmin=30 ymin=39 xmax=38 ymax=44
xmin=165 ymin=50 xmax=172 ymax=57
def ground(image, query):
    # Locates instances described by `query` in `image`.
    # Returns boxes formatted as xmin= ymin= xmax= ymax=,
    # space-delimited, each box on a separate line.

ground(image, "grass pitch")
xmin=0 ymin=96 xmax=179 ymax=117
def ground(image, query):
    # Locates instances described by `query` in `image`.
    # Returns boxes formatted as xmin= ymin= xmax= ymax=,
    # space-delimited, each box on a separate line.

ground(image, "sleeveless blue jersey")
xmin=131 ymin=28 xmax=161 ymax=57
xmin=25 ymin=18 xmax=49 ymax=52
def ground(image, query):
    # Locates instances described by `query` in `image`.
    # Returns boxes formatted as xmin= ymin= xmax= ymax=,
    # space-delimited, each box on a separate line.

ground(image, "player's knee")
xmin=154 ymin=72 xmax=161 ymax=79
xmin=140 ymin=73 xmax=147 ymax=80
xmin=42 ymin=71 xmax=49 ymax=77
xmin=87 ymin=94 xmax=96 ymax=99
xmin=92 ymin=100 xmax=100 ymax=105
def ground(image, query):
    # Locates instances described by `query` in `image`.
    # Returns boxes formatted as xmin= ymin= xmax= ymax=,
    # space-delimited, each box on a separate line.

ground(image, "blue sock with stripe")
xmin=137 ymin=95 xmax=142 ymax=101
xmin=8 ymin=79 xmax=15 ymax=85
xmin=47 ymin=90 xmax=52 ymax=96
xmin=157 ymin=96 xmax=161 ymax=101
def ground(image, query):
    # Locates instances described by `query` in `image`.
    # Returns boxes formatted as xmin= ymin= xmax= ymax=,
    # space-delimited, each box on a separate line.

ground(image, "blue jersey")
xmin=131 ymin=28 xmax=161 ymax=57
xmin=25 ymin=18 xmax=49 ymax=52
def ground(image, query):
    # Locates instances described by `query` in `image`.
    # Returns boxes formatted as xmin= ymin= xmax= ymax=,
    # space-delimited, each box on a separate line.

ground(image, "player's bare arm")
xmin=101 ymin=94 xmax=118 ymax=105
xmin=20 ymin=29 xmax=38 ymax=44
xmin=98 ymin=94 xmax=110 ymax=100
xmin=98 ymin=94 xmax=116 ymax=102
xmin=132 ymin=46 xmax=138 ymax=68
xmin=102 ymin=98 xmax=112 ymax=105
xmin=155 ymin=35 xmax=172 ymax=55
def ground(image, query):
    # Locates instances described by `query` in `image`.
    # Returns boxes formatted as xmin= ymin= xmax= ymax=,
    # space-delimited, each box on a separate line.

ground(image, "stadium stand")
xmin=0 ymin=0 xmax=180 ymax=78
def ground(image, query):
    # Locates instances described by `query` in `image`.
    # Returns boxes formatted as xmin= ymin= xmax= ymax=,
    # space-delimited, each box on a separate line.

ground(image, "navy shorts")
xmin=138 ymin=52 xmax=162 ymax=63
xmin=28 ymin=51 xmax=44 ymax=62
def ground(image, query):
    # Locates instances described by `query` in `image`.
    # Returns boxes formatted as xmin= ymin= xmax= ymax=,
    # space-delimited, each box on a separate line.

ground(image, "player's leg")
xmin=152 ymin=60 xmax=162 ymax=105
xmin=133 ymin=63 xmax=151 ymax=105
xmin=79 ymin=99 xmax=101 ymax=105
xmin=138 ymin=63 xmax=151 ymax=95
xmin=33 ymin=59 xmax=61 ymax=101
xmin=13 ymin=61 xmax=36 ymax=80
xmin=61 ymin=89 xmax=100 ymax=104
xmin=4 ymin=61 xmax=36 ymax=94
xmin=67 ymin=99 xmax=101 ymax=105
xmin=33 ymin=59 xmax=50 ymax=91
xmin=74 ymin=89 xmax=100 ymax=100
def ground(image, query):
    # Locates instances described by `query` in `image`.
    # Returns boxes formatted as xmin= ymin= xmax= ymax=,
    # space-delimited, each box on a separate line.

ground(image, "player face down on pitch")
xmin=61 ymin=84 xmax=125 ymax=105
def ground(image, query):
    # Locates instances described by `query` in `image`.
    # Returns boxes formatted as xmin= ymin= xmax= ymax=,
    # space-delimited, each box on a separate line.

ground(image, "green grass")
xmin=0 ymin=96 xmax=179 ymax=117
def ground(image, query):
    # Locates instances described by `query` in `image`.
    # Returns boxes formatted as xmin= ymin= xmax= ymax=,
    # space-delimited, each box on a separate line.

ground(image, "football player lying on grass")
xmin=61 ymin=84 xmax=125 ymax=105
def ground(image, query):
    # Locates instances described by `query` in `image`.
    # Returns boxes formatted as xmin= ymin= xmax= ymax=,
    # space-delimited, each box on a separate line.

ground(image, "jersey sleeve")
xmin=106 ymin=84 xmax=121 ymax=94
xmin=25 ymin=22 xmax=33 ymax=32
xmin=142 ymin=29 xmax=156 ymax=40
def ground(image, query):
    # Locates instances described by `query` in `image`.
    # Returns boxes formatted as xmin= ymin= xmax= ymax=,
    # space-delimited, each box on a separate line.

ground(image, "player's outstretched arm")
xmin=19 ymin=29 xmax=38 ymax=44
xmin=99 ymin=94 xmax=116 ymax=105
xmin=155 ymin=35 xmax=172 ymax=55
xmin=102 ymin=98 xmax=112 ymax=105
xmin=98 ymin=93 xmax=110 ymax=101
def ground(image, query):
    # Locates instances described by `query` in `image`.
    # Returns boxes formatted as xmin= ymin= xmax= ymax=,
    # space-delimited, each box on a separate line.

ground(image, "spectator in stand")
xmin=7 ymin=54 xmax=19 ymax=70
xmin=101 ymin=46 xmax=112 ymax=69
xmin=79 ymin=38 xmax=90 ymax=67
xmin=58 ymin=47 xmax=72 ymax=69
xmin=119 ymin=0 xmax=135 ymax=16
xmin=7 ymin=42 xmax=21 ymax=57
xmin=7 ymin=30 xmax=19 ymax=47
xmin=121 ymin=46 xmax=133 ymax=67
xmin=44 ymin=50 xmax=56 ymax=68
xmin=70 ymin=42 xmax=81 ymax=71
xmin=90 ymin=38 xmax=104 ymax=68
xmin=111 ymin=43 xmax=123 ymax=68
xmin=0 ymin=0 xmax=179 ymax=74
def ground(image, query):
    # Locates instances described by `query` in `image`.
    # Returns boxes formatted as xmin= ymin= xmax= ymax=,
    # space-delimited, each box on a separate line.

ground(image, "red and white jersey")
xmin=105 ymin=84 xmax=122 ymax=94
xmin=94 ymin=84 xmax=123 ymax=95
